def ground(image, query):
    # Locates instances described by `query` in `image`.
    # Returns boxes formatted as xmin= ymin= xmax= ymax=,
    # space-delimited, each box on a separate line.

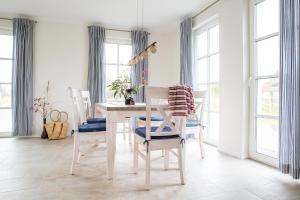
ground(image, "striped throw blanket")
xmin=169 ymin=85 xmax=195 ymax=116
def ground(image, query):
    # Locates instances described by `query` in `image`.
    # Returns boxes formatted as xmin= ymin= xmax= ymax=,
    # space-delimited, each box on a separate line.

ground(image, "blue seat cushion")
xmin=186 ymin=119 xmax=201 ymax=127
xmin=135 ymin=126 xmax=179 ymax=140
xmin=79 ymin=123 xmax=106 ymax=132
xmin=87 ymin=117 xmax=106 ymax=124
xmin=139 ymin=116 xmax=164 ymax=122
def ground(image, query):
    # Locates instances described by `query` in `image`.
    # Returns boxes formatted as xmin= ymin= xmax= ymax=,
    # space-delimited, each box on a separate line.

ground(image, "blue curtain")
xmin=12 ymin=18 xmax=34 ymax=136
xmin=180 ymin=18 xmax=193 ymax=86
xmin=279 ymin=0 xmax=300 ymax=179
xmin=87 ymin=26 xmax=106 ymax=116
xmin=131 ymin=30 xmax=148 ymax=103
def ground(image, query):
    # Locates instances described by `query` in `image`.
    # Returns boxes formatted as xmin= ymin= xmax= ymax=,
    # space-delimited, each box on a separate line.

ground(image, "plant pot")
xmin=125 ymin=98 xmax=135 ymax=105
xmin=41 ymin=118 xmax=48 ymax=139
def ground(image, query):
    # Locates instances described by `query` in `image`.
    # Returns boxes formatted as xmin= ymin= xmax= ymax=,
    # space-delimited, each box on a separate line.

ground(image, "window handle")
xmin=248 ymin=77 xmax=253 ymax=88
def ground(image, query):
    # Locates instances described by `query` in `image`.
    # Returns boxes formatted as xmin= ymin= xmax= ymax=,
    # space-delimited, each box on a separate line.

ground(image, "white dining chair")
xmin=163 ymin=90 xmax=206 ymax=171
xmin=69 ymin=87 xmax=107 ymax=175
xmin=80 ymin=90 xmax=132 ymax=145
xmin=185 ymin=91 xmax=206 ymax=159
xmin=80 ymin=90 xmax=106 ymax=124
xmin=133 ymin=86 xmax=187 ymax=190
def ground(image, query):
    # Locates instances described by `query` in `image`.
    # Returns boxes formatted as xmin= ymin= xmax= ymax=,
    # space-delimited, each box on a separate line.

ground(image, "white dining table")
xmin=96 ymin=102 xmax=150 ymax=180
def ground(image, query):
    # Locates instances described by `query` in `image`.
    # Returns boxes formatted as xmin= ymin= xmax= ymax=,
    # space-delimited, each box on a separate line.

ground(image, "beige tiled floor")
xmin=0 ymin=136 xmax=299 ymax=200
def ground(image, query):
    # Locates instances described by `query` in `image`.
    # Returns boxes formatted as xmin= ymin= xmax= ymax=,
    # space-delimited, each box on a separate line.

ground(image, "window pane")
xmin=105 ymin=44 xmax=118 ymax=64
xmin=256 ymin=0 xmax=279 ymax=38
xmin=119 ymin=45 xmax=132 ymax=65
xmin=210 ymin=54 xmax=219 ymax=82
xmin=257 ymin=78 xmax=278 ymax=116
xmin=194 ymin=84 xmax=207 ymax=92
xmin=195 ymin=58 xmax=208 ymax=84
xmin=119 ymin=65 xmax=131 ymax=80
xmin=106 ymin=64 xmax=118 ymax=85
xmin=210 ymin=84 xmax=219 ymax=112
xmin=209 ymin=25 xmax=219 ymax=54
xmin=202 ymin=111 xmax=208 ymax=138
xmin=209 ymin=112 xmax=219 ymax=141
xmin=0 ymin=84 xmax=11 ymax=107
xmin=0 ymin=60 xmax=12 ymax=83
xmin=256 ymin=118 xmax=278 ymax=158
xmin=0 ymin=109 xmax=12 ymax=132
xmin=256 ymin=36 xmax=279 ymax=76
xmin=106 ymin=65 xmax=118 ymax=102
xmin=0 ymin=35 xmax=13 ymax=59
xmin=197 ymin=31 xmax=207 ymax=58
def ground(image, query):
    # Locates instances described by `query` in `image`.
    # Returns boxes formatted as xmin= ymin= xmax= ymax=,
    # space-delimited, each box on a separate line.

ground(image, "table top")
xmin=97 ymin=103 xmax=147 ymax=111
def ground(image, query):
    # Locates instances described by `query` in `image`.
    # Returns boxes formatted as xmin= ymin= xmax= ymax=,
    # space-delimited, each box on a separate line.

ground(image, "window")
xmin=194 ymin=21 xmax=220 ymax=145
xmin=0 ymin=34 xmax=13 ymax=134
xmin=250 ymin=0 xmax=279 ymax=161
xmin=105 ymin=42 xmax=132 ymax=102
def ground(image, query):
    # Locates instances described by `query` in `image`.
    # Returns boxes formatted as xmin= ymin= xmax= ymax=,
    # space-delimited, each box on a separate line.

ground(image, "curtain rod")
xmin=106 ymin=28 xmax=151 ymax=35
xmin=0 ymin=18 xmax=150 ymax=34
xmin=192 ymin=0 xmax=220 ymax=19
xmin=0 ymin=17 xmax=38 ymax=23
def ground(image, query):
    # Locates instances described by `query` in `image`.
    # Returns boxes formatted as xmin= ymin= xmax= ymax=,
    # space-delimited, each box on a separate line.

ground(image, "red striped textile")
xmin=168 ymin=85 xmax=195 ymax=116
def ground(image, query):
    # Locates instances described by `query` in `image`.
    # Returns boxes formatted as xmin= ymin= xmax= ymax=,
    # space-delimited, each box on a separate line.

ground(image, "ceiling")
xmin=0 ymin=0 xmax=209 ymax=28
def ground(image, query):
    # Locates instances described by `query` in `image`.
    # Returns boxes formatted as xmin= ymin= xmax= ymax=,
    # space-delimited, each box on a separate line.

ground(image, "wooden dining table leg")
xmin=106 ymin=112 xmax=113 ymax=180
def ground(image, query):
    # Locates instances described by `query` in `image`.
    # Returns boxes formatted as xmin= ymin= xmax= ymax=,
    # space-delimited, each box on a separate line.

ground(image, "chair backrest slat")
xmin=80 ymin=90 xmax=93 ymax=120
xmin=68 ymin=87 xmax=87 ymax=129
xmin=192 ymin=91 xmax=206 ymax=125
xmin=145 ymin=86 xmax=185 ymax=140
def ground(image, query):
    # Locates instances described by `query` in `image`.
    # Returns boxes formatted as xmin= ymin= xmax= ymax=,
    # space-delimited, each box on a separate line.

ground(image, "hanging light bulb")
xmin=128 ymin=59 xmax=134 ymax=65
xmin=134 ymin=56 xmax=140 ymax=64
xmin=141 ymin=51 xmax=148 ymax=59
xmin=149 ymin=44 xmax=157 ymax=53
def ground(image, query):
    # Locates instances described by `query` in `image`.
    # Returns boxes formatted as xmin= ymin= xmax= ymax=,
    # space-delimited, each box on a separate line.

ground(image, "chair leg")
xmin=164 ymin=150 xmax=169 ymax=170
xmin=199 ymin=128 xmax=205 ymax=159
xmin=145 ymin=150 xmax=151 ymax=190
xmin=77 ymin=152 xmax=81 ymax=163
xmin=133 ymin=137 xmax=138 ymax=174
xmin=70 ymin=133 xmax=79 ymax=175
xmin=178 ymin=145 xmax=185 ymax=185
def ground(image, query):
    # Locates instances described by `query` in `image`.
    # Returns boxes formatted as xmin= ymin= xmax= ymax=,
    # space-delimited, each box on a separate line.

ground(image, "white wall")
xmin=193 ymin=0 xmax=249 ymax=158
xmin=148 ymin=23 xmax=180 ymax=86
xmin=32 ymin=20 xmax=88 ymax=136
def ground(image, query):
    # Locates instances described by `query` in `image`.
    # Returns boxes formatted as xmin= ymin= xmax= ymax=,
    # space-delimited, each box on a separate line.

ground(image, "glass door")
xmin=0 ymin=34 xmax=13 ymax=136
xmin=193 ymin=20 xmax=220 ymax=145
xmin=249 ymin=0 xmax=279 ymax=166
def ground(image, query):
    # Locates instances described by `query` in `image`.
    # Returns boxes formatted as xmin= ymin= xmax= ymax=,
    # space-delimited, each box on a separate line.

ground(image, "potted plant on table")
xmin=108 ymin=79 xmax=140 ymax=105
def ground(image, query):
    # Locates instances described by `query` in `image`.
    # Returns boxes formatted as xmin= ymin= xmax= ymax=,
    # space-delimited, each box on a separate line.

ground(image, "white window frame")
xmin=0 ymin=31 xmax=13 ymax=136
xmin=249 ymin=0 xmax=280 ymax=167
xmin=104 ymin=39 xmax=132 ymax=103
xmin=193 ymin=19 xmax=220 ymax=146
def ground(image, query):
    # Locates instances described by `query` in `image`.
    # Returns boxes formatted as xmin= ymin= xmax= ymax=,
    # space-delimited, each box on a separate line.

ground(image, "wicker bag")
xmin=45 ymin=110 xmax=69 ymax=140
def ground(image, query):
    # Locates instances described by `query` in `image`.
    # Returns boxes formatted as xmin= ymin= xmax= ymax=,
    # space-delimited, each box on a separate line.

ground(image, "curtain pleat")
xmin=279 ymin=0 xmax=300 ymax=179
xmin=180 ymin=18 xmax=193 ymax=86
xmin=87 ymin=26 xmax=106 ymax=116
xmin=12 ymin=18 xmax=34 ymax=136
xmin=131 ymin=30 xmax=148 ymax=103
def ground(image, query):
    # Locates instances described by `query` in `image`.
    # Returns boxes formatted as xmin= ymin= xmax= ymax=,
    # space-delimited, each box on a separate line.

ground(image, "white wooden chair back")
xmin=145 ymin=86 xmax=185 ymax=140
xmin=68 ymin=87 xmax=87 ymax=128
xmin=192 ymin=91 xmax=206 ymax=125
xmin=69 ymin=87 xmax=80 ymax=131
xmin=80 ymin=90 xmax=92 ymax=120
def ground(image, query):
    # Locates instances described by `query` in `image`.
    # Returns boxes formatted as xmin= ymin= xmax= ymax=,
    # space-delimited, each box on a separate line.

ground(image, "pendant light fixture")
xmin=128 ymin=0 xmax=157 ymax=66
